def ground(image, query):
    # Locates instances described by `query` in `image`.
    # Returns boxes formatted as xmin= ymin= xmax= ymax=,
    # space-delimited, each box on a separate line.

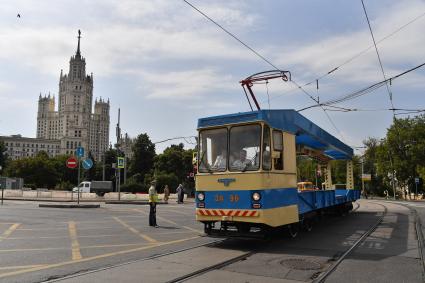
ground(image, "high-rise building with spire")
xmin=34 ymin=30 xmax=110 ymax=161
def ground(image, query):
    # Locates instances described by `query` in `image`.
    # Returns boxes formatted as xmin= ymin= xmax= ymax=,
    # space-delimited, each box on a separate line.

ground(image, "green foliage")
xmin=0 ymin=141 xmax=8 ymax=171
xmin=155 ymin=172 xmax=179 ymax=193
xmin=129 ymin=133 xmax=156 ymax=184
xmin=120 ymin=182 xmax=146 ymax=193
xmin=55 ymin=181 xmax=74 ymax=191
xmin=5 ymin=151 xmax=59 ymax=188
xmin=363 ymin=115 xmax=425 ymax=197
xmin=153 ymin=143 xmax=195 ymax=193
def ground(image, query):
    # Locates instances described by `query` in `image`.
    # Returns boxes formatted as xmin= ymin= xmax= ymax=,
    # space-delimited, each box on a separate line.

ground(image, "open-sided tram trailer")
xmin=195 ymin=109 xmax=360 ymax=237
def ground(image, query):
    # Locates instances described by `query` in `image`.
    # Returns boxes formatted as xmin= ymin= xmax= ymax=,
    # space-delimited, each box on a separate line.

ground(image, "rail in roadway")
xmin=42 ymin=200 xmax=423 ymax=283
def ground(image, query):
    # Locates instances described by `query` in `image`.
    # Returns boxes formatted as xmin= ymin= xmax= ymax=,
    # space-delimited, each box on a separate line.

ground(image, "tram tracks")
xmin=311 ymin=202 xmax=388 ymax=283
xmin=165 ymin=201 xmax=376 ymax=283
xmin=44 ymin=239 xmax=225 ymax=282
xmin=45 ymin=201 xmax=388 ymax=283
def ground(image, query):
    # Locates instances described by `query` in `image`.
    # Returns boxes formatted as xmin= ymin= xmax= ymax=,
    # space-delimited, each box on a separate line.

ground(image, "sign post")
xmin=415 ymin=177 xmax=420 ymax=200
xmin=1 ymin=183 xmax=3 ymax=206
xmin=66 ymin=157 xmax=78 ymax=201
xmin=117 ymin=157 xmax=124 ymax=201
xmin=75 ymin=147 xmax=85 ymax=205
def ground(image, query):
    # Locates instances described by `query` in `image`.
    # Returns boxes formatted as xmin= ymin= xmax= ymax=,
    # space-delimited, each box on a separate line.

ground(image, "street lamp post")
xmin=361 ymin=159 xmax=365 ymax=198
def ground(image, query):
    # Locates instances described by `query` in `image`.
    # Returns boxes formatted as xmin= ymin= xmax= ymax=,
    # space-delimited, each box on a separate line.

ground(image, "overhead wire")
xmin=361 ymin=0 xmax=395 ymax=112
xmin=182 ymin=0 xmax=345 ymax=141
xmin=297 ymin=61 xmax=425 ymax=112
xmin=265 ymin=9 xmax=425 ymax=104
xmin=153 ymin=136 xmax=197 ymax=145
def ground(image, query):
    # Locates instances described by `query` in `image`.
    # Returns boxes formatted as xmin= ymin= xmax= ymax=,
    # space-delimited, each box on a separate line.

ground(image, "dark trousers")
xmin=149 ymin=202 xmax=157 ymax=226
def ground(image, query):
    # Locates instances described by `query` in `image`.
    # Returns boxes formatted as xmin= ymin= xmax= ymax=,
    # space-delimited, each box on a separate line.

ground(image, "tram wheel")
xmin=287 ymin=223 xmax=299 ymax=238
xmin=303 ymin=219 xmax=313 ymax=232
xmin=204 ymin=223 xmax=212 ymax=235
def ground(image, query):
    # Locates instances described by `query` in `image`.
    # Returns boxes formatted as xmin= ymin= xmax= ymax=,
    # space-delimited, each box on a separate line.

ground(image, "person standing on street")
xmin=176 ymin=184 xmax=184 ymax=204
xmin=149 ymin=180 xmax=158 ymax=227
xmin=163 ymin=185 xmax=170 ymax=203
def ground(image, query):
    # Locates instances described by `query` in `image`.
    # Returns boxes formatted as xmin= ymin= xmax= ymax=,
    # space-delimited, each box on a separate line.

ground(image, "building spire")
xmin=76 ymin=30 xmax=81 ymax=57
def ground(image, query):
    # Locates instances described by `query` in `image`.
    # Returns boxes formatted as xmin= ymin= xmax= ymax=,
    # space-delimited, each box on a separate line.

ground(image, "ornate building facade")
xmin=35 ymin=30 xmax=110 ymax=161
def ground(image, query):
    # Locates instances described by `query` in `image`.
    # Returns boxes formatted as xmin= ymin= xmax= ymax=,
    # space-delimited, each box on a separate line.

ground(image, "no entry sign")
xmin=66 ymin=157 xmax=78 ymax=169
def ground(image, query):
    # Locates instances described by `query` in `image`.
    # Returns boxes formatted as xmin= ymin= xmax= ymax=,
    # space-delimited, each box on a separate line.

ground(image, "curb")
xmin=39 ymin=204 xmax=101 ymax=208
xmin=105 ymin=201 xmax=167 ymax=205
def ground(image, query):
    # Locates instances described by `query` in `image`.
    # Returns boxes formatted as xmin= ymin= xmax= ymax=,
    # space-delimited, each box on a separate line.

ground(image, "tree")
xmin=129 ymin=133 xmax=155 ymax=183
xmin=0 ymin=141 xmax=7 ymax=172
xmin=154 ymin=143 xmax=195 ymax=193
xmin=375 ymin=115 xmax=425 ymax=198
xmin=5 ymin=151 xmax=58 ymax=188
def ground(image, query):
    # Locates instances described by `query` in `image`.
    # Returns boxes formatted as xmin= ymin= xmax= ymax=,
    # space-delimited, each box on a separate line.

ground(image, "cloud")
xmin=0 ymin=81 xmax=14 ymax=94
xmin=140 ymin=68 xmax=238 ymax=100
xmin=273 ymin=1 xmax=425 ymax=85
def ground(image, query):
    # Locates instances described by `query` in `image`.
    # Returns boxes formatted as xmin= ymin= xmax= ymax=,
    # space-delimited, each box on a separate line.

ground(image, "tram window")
xmin=229 ymin=124 xmax=261 ymax=171
xmin=199 ymin=128 xmax=227 ymax=172
xmin=263 ymin=125 xmax=271 ymax=170
xmin=273 ymin=130 xmax=284 ymax=170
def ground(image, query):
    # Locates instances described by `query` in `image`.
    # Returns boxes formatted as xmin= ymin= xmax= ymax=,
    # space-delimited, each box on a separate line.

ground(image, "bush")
xmin=24 ymin=183 xmax=36 ymax=190
xmin=120 ymin=182 xmax=146 ymax=193
xmin=55 ymin=181 xmax=74 ymax=191
xmin=155 ymin=172 xmax=179 ymax=193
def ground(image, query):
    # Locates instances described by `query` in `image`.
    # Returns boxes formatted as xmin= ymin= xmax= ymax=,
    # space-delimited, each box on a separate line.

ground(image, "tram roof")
xmin=197 ymin=109 xmax=353 ymax=160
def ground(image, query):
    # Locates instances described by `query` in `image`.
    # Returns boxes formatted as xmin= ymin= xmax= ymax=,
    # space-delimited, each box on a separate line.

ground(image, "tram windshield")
xmin=199 ymin=128 xmax=228 ymax=172
xmin=198 ymin=124 xmax=262 ymax=173
xmin=229 ymin=124 xmax=261 ymax=171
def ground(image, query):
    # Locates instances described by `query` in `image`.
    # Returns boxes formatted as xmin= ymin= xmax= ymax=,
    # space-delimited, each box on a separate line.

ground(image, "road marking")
xmin=160 ymin=209 xmax=192 ymax=216
xmin=0 ymin=224 xmax=21 ymax=241
xmin=68 ymin=221 xmax=82 ymax=260
xmin=0 ymin=243 xmax=150 ymax=253
xmin=113 ymin=217 xmax=157 ymax=243
xmin=0 ymin=235 xmax=200 ymax=279
xmin=17 ymin=226 xmax=123 ymax=231
xmin=132 ymin=209 xmax=203 ymax=234
xmin=0 ymin=264 xmax=47 ymax=271
xmin=7 ymin=234 xmax=126 ymax=240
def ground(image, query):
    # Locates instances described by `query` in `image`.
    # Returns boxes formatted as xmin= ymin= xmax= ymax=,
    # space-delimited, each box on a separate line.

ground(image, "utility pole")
xmin=116 ymin=108 xmax=121 ymax=201
xmin=361 ymin=159 xmax=365 ymax=197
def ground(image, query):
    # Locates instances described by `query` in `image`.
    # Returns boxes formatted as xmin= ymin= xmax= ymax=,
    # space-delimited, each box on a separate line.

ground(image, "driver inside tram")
xmin=231 ymin=149 xmax=252 ymax=170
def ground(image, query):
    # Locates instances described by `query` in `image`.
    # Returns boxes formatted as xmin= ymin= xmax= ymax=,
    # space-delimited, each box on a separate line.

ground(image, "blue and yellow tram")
xmin=195 ymin=109 xmax=360 ymax=237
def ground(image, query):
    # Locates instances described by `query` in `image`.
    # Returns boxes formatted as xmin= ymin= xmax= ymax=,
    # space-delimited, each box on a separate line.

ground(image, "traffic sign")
xmin=75 ymin=147 xmax=84 ymax=158
xmin=66 ymin=157 xmax=78 ymax=169
xmin=415 ymin=177 xmax=420 ymax=184
xmin=82 ymin=158 xmax=93 ymax=170
xmin=361 ymin=174 xmax=371 ymax=181
xmin=117 ymin=157 xmax=125 ymax=168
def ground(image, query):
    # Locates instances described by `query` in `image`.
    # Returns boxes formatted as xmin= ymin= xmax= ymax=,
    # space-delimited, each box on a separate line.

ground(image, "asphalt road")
xmin=0 ymin=200 xmax=208 ymax=283
xmin=0 ymin=199 xmax=423 ymax=283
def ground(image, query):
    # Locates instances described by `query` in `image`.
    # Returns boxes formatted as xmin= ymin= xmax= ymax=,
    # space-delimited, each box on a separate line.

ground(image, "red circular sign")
xmin=66 ymin=157 xmax=78 ymax=169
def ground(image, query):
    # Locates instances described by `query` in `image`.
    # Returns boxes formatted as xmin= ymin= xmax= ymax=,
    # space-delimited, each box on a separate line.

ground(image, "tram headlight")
xmin=252 ymin=192 xmax=261 ymax=201
xmin=197 ymin=192 xmax=205 ymax=201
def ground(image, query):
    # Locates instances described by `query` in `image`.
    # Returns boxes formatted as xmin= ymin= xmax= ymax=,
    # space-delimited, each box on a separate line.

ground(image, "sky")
xmin=0 ymin=0 xmax=424 ymax=154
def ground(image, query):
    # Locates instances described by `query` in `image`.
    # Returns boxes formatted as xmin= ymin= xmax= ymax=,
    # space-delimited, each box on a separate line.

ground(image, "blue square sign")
xmin=76 ymin=147 xmax=84 ymax=158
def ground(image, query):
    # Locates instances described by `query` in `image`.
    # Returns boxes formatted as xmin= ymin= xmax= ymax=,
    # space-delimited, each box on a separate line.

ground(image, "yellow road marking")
xmin=0 ymin=235 xmax=200 ymax=279
xmin=0 ymin=243 xmax=150 ymax=253
xmin=68 ymin=221 xmax=82 ymax=260
xmin=113 ymin=217 xmax=157 ymax=243
xmin=0 ymin=264 xmax=46 ymax=271
xmin=17 ymin=226 xmax=121 ymax=231
xmin=160 ymin=209 xmax=191 ymax=216
xmin=7 ymin=234 xmax=124 ymax=240
xmin=0 ymin=224 xmax=21 ymax=241
xmin=133 ymin=209 xmax=203 ymax=234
